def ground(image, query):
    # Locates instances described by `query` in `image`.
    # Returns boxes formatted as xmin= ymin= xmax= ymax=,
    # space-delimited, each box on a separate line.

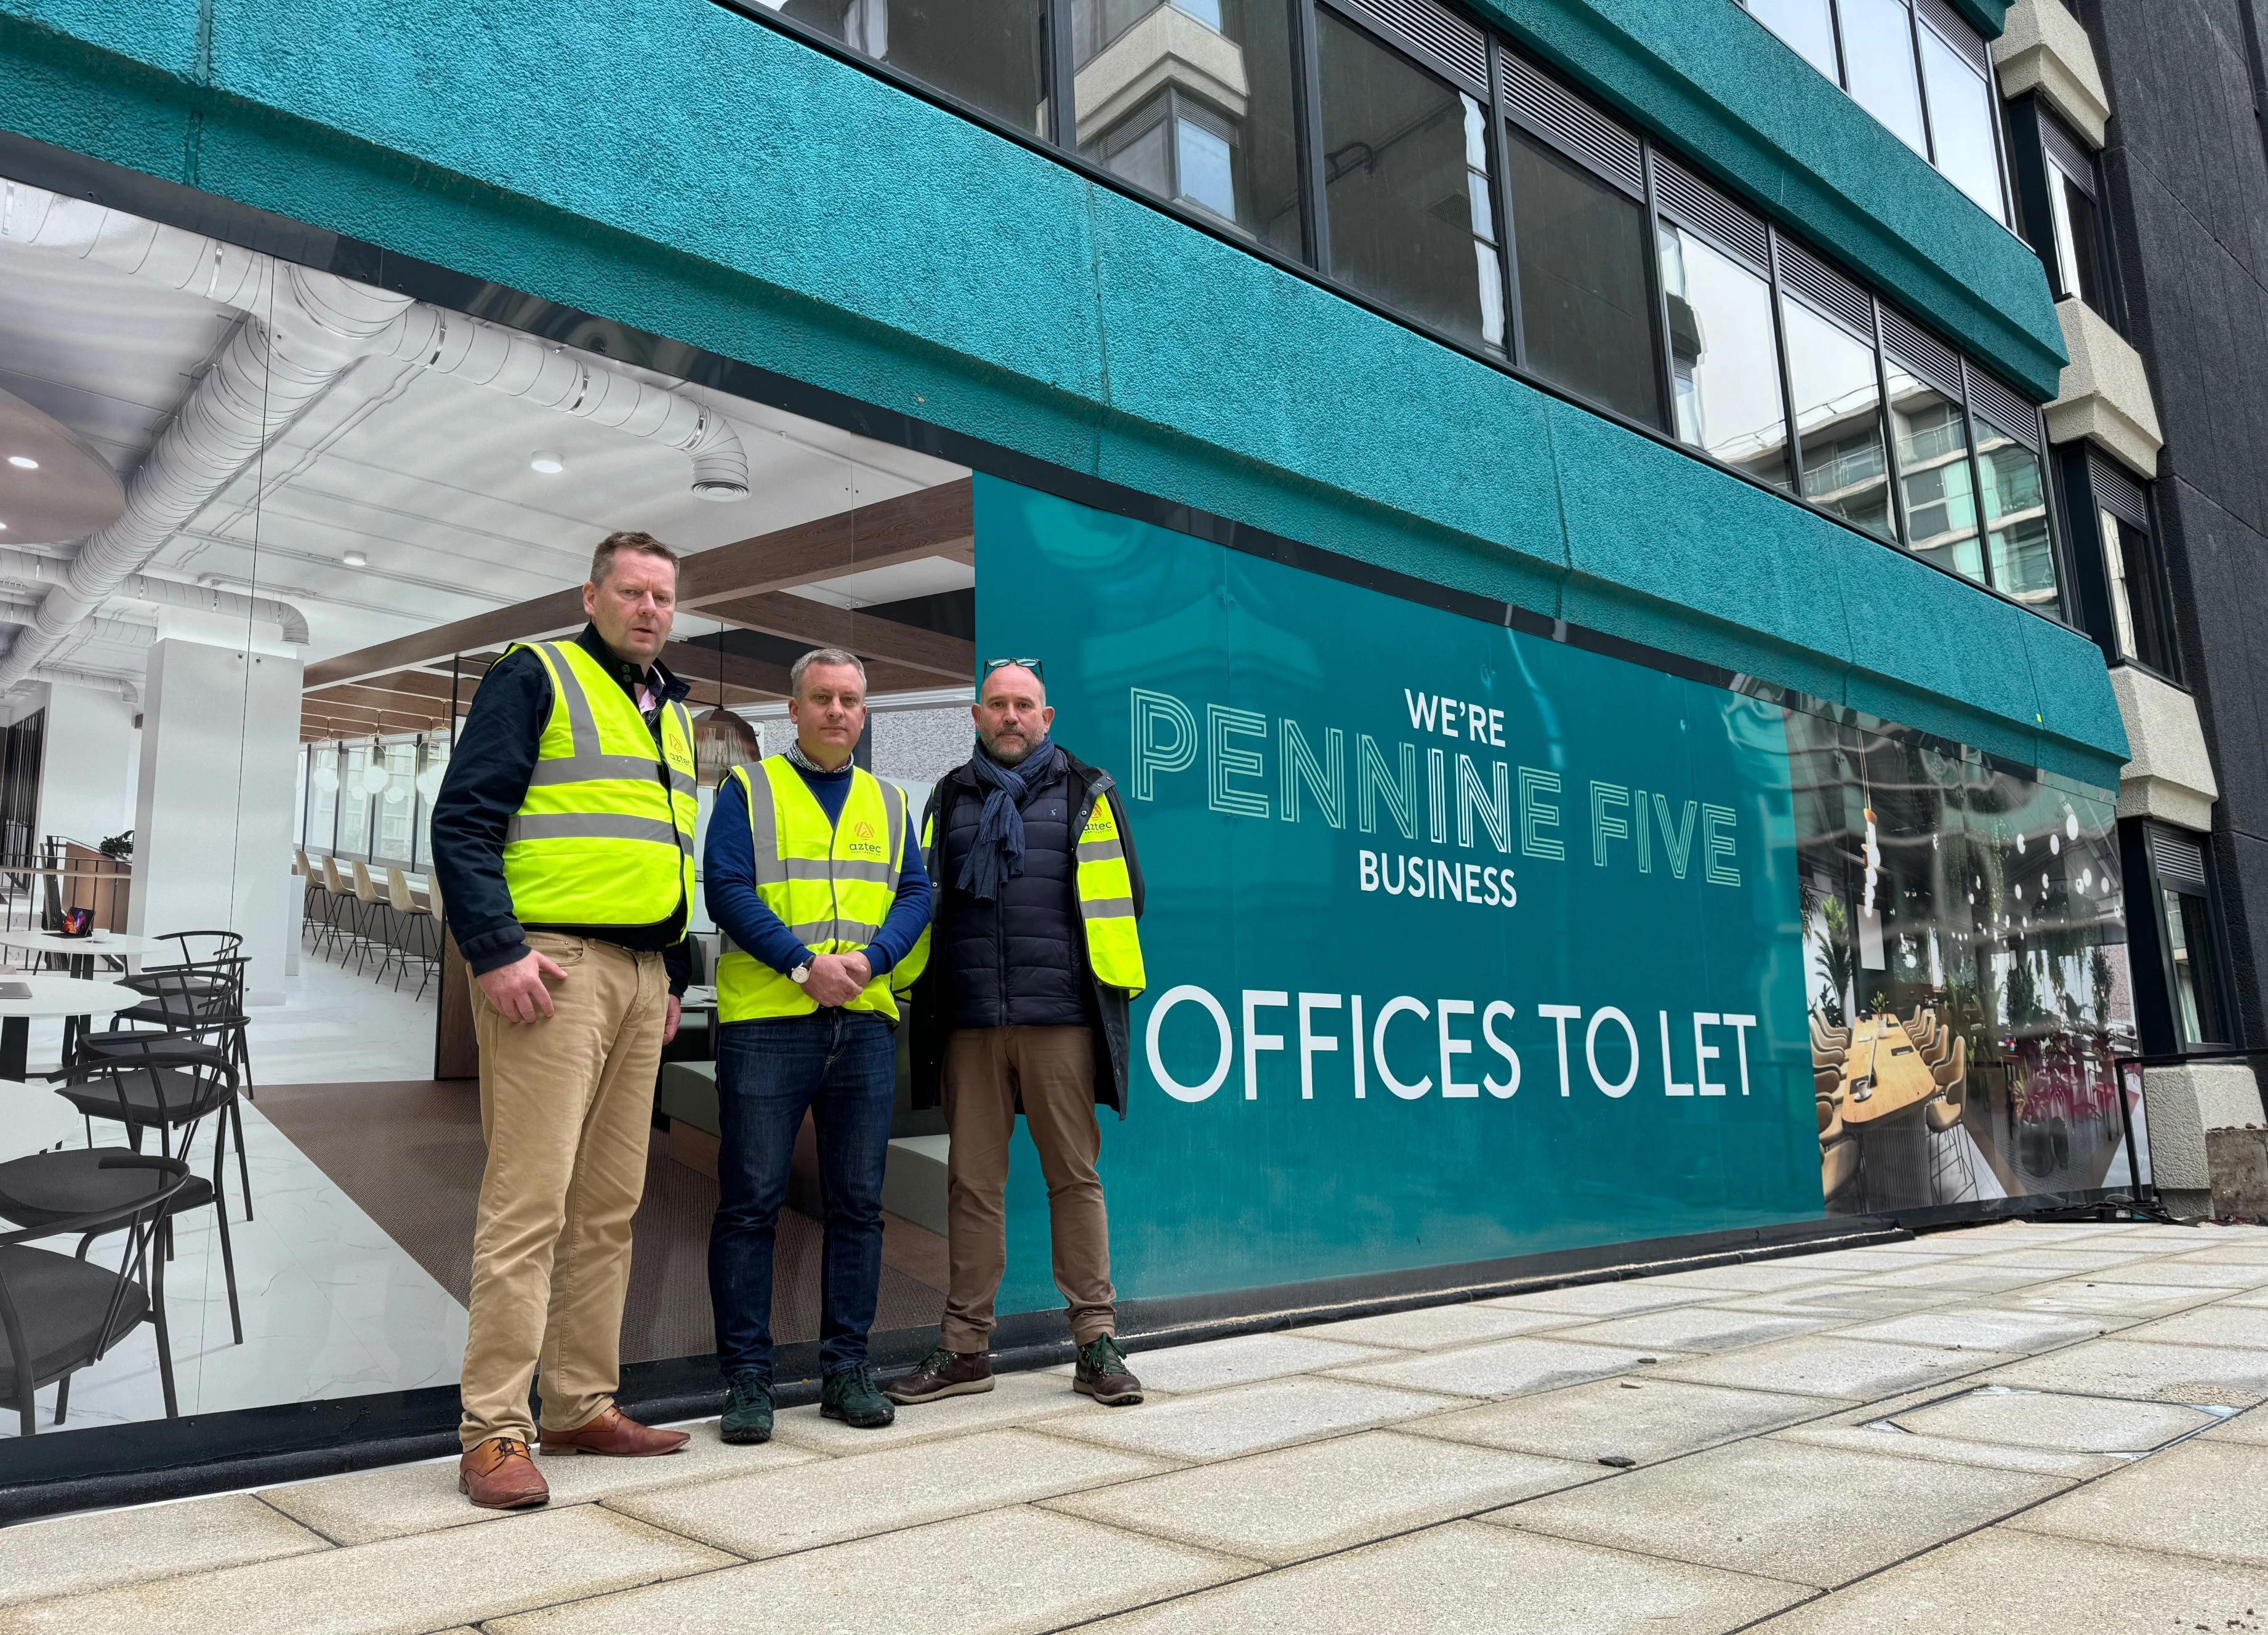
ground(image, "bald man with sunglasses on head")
xmin=889 ymin=657 xmax=1150 ymax=1410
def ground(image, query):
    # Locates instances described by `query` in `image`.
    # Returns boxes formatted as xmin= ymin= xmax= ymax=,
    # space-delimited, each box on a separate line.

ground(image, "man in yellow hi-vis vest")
xmin=887 ymin=659 xmax=1148 ymax=1410
xmin=702 ymin=647 xmax=933 ymax=1444
xmin=429 ymin=531 xmax=699 ymax=1510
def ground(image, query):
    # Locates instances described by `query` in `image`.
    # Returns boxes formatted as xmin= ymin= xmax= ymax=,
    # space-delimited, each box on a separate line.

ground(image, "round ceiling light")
xmin=342 ymin=550 xmax=369 ymax=568
xmin=6 ymin=456 xmax=36 ymax=470
xmin=529 ymin=451 xmax=565 ymax=475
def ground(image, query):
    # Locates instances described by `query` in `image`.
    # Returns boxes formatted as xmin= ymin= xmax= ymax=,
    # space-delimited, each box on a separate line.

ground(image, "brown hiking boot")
xmin=886 ymin=1346 xmax=994 ymax=1405
xmin=1073 ymin=1335 xmax=1143 ymax=1407
xmin=459 ymin=1437 xmax=549 ymax=1509
xmin=537 ymin=1404 xmax=690 ymax=1457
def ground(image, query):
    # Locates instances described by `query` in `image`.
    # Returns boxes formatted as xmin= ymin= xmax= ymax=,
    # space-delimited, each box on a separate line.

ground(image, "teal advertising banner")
xmin=975 ymin=476 xmax=1827 ymax=1314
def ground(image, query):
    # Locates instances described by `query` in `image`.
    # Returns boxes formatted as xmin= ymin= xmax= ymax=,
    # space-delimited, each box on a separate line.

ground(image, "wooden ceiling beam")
xmin=704 ymin=592 xmax=972 ymax=681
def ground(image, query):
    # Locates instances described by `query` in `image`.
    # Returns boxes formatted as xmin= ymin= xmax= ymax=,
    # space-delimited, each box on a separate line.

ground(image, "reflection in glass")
xmin=1885 ymin=360 xmax=1982 ymax=582
xmin=1746 ymin=0 xmax=1840 ymax=78
xmin=307 ymin=744 xmax=340 ymax=853
xmin=337 ymin=744 xmax=371 ymax=856
xmin=1916 ymin=25 xmax=2001 ymax=219
xmin=374 ymin=742 xmax=416 ymax=864
xmin=1658 ymin=222 xmax=1790 ymax=488
xmin=2046 ymin=162 xmax=2104 ymax=308
xmin=1072 ymin=0 xmax=1301 ymax=257
xmin=2101 ymin=509 xmax=2174 ymax=674
xmin=1783 ymin=299 xmax=1891 ymax=539
xmin=1978 ymin=419 xmax=2058 ymax=607
xmin=1502 ymin=123 xmax=1660 ymax=425
xmin=786 ymin=0 xmax=1050 ymax=133
xmin=2165 ymin=887 xmax=2229 ymax=1045
xmin=1315 ymin=9 xmax=1505 ymax=352
xmin=1841 ymin=0 xmax=1928 ymax=159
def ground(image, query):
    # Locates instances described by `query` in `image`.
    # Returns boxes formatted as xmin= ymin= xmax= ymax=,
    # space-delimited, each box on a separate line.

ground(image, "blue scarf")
xmin=959 ymin=737 xmax=1057 ymax=901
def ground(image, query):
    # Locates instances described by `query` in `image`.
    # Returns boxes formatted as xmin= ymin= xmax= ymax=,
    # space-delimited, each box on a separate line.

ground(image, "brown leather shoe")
xmin=459 ymin=1437 xmax=549 ymax=1509
xmin=885 ymin=1346 xmax=994 ymax=1405
xmin=1074 ymin=1335 xmax=1144 ymax=1407
xmin=537 ymin=1404 xmax=691 ymax=1457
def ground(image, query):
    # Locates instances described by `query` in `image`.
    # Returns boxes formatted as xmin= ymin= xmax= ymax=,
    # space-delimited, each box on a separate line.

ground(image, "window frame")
xmin=727 ymin=0 xmax=2076 ymax=630
xmin=2054 ymin=445 xmax=2182 ymax=685
xmin=2123 ymin=819 xmax=2243 ymax=1056
xmin=2005 ymin=94 xmax=2124 ymax=330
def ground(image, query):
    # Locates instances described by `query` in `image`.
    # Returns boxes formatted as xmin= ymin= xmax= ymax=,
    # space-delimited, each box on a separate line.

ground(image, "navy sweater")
xmin=703 ymin=756 xmax=932 ymax=983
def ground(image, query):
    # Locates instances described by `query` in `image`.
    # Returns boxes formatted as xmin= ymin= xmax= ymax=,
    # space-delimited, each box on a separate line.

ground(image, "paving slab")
xmin=2205 ymin=1403 xmax=2268 ymax=1445
xmin=2123 ymin=1303 xmax=2268 ymax=1352
xmin=1087 ymin=1332 xmax=1394 ymax=1394
xmin=258 ymin=1423 xmax=810 ymax=1546
xmin=1718 ymin=1284 xmax=1964 ymax=1319
xmin=1652 ymin=1335 xmax=2008 ymax=1400
xmin=1886 ymin=1384 xmax=2216 ymax=1452
xmin=1766 ymin=1247 xmax=1960 ymax=1272
xmin=1541 ymin=1304 xmax=1832 ymax=1354
xmin=0 ymin=1504 xmax=732 ymax=1635
xmin=1968 ymin=1248 xmax=2176 ymax=1273
xmin=606 ymin=1428 xmax=1166 ymax=1558
xmin=1830 ymin=1305 xmax=2112 ymax=1353
xmin=0 ymin=1493 xmax=329 ymax=1610
xmin=2169 ymin=1238 xmax=2268 ymax=1266
xmin=1044 ymin=1428 xmax=1599 ymax=1564
xmin=2009 ymin=1438 xmax=2268 ymax=1566
xmin=1492 ymin=1436 xmax=2068 ymax=1588
xmin=1405 ymin=1376 xmax=1825 ymax=1464
xmin=1480 ymin=1280 xmax=1710 ymax=1317
xmin=1040 ymin=1375 xmax=1458 ymax=1461
xmin=1292 ymin=1303 xmax=1580 ymax=1351
xmin=2076 ymin=1258 xmax=2268 ymax=1289
xmin=1747 ymin=1526 xmax=2268 ymax=1633
xmin=1648 ymin=1262 xmax=1855 ymax=1293
xmin=1990 ymin=1279 xmax=2227 ymax=1319
xmin=1986 ymin=1336 xmax=2268 ymax=1405
xmin=1330 ymin=1336 xmax=1662 ymax=1398
xmin=1080 ymin=1521 xmax=1809 ymax=1635
xmin=1862 ymin=1263 xmax=2062 ymax=1292
xmin=1767 ymin=1421 xmax=2123 ymax=1477
xmin=769 ymin=1367 xmax=1088 ymax=1452
xmin=485 ymin=1504 xmax=1241 ymax=1635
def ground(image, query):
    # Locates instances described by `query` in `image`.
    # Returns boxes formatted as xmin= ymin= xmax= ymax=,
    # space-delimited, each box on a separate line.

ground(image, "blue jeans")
xmin=709 ymin=1011 xmax=896 ymax=1380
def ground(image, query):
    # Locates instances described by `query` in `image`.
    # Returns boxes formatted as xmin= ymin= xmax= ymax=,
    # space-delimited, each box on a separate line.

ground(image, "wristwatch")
xmin=790 ymin=959 xmax=813 ymax=986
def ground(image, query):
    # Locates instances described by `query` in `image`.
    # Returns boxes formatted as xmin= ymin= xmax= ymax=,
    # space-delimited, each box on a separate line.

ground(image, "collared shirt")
xmin=430 ymin=623 xmax=693 ymax=993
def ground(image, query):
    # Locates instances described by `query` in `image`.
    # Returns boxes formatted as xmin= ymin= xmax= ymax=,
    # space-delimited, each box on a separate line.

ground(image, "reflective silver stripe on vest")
xmin=536 ymin=642 xmax=600 ymax=757
xmin=746 ymin=765 xmax=780 ymax=882
xmin=787 ymin=918 xmax=884 ymax=945
xmin=505 ymin=813 xmax=683 ymax=845
xmin=1074 ymin=837 xmax=1125 ymax=863
xmin=770 ymin=857 xmax=895 ymax=883
xmin=530 ymin=753 xmax=692 ymax=789
xmin=1079 ymin=896 xmax=1136 ymax=919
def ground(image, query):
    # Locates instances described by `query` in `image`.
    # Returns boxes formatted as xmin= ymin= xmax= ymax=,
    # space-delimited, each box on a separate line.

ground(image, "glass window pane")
xmin=308 ymin=744 xmax=339 ymax=853
xmin=416 ymin=737 xmax=449 ymax=871
xmin=1841 ymin=0 xmax=1929 ymax=158
xmin=792 ymin=0 xmax=1050 ymax=134
xmin=1783 ymin=298 xmax=1892 ymax=539
xmin=1978 ymin=417 xmax=2059 ymax=606
xmin=2102 ymin=510 xmax=2174 ymax=674
xmin=1745 ymin=0 xmax=1840 ymax=79
xmin=1074 ymin=0 xmax=1303 ymax=256
xmin=1316 ymin=9 xmax=1505 ymax=352
xmin=2047 ymin=165 xmax=2104 ymax=310
xmin=337 ymin=744 xmax=371 ymax=856
xmin=2101 ymin=508 xmax=2139 ymax=662
xmin=1917 ymin=24 xmax=2003 ymax=219
xmin=1888 ymin=360 xmax=1984 ymax=582
xmin=374 ymin=742 xmax=416 ymax=864
xmin=1658 ymin=222 xmax=1790 ymax=488
xmin=2165 ymin=887 xmax=2229 ymax=1045
xmin=1502 ymin=124 xmax=1660 ymax=425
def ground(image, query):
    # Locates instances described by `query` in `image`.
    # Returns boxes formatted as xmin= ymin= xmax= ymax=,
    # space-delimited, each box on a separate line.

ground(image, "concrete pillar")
xmin=38 ymin=678 xmax=139 ymax=849
xmin=2143 ymin=1063 xmax=2268 ymax=1219
xmin=129 ymin=638 xmax=301 ymax=1005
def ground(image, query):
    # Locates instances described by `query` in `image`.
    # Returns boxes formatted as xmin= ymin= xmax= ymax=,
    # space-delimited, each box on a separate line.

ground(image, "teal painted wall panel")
xmin=2025 ymin=615 xmax=2132 ymax=780
xmin=0 ymin=0 xmax=197 ymax=77
xmin=1472 ymin=0 xmax=2063 ymax=398
xmin=0 ymin=3 xmax=2124 ymax=779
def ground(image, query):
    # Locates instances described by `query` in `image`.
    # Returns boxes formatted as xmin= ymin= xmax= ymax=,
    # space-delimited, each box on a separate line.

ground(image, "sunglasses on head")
xmin=981 ymin=657 xmax=1045 ymax=685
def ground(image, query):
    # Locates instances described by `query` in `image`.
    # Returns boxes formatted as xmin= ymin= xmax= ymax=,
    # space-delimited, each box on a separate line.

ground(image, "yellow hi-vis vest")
xmin=714 ymin=757 xmax=929 ymax=1023
xmin=909 ymin=779 xmax=1146 ymax=996
xmin=501 ymin=640 xmax=696 ymax=930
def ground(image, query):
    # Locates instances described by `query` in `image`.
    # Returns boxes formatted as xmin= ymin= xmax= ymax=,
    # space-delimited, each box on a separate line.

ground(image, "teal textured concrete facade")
xmin=0 ymin=0 xmax=2121 ymax=783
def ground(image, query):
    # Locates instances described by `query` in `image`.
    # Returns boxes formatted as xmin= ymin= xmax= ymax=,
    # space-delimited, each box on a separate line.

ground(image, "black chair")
xmin=63 ymin=1022 xmax=252 ymax=1228
xmin=0 ymin=1054 xmax=244 ymax=1356
xmin=97 ymin=952 xmax=255 ymax=1100
xmin=0 ymin=1149 xmax=190 ymax=1434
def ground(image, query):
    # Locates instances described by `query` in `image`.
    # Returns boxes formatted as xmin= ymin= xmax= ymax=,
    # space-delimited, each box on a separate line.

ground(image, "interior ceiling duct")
xmin=0 ymin=548 xmax=308 ymax=644
xmin=0 ymin=180 xmax=753 ymax=691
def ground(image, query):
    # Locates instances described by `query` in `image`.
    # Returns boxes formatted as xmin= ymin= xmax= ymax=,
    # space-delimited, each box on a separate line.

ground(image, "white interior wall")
xmin=38 ymin=678 xmax=140 ymax=848
xmin=131 ymin=638 xmax=302 ymax=1004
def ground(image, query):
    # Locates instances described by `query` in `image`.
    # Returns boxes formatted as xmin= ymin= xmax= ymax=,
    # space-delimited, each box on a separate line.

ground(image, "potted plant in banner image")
xmin=1816 ymin=895 xmax=1856 ymax=1029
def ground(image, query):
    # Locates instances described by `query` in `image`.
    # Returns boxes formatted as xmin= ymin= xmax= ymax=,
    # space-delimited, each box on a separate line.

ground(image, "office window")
xmin=307 ymin=744 xmax=340 ymax=852
xmin=2148 ymin=826 xmax=2232 ymax=1048
xmin=1977 ymin=414 xmax=2057 ymax=606
xmin=1072 ymin=0 xmax=1303 ymax=256
xmin=1500 ymin=123 xmax=1659 ymax=425
xmin=373 ymin=741 xmax=417 ymax=865
xmin=1841 ymin=0 xmax=1928 ymax=158
xmin=337 ymin=744 xmax=372 ymax=857
xmin=789 ymin=0 xmax=1051 ymax=133
xmin=1886 ymin=356 xmax=1983 ymax=582
xmin=2100 ymin=508 xmax=2174 ymax=673
xmin=1659 ymin=220 xmax=1790 ymax=488
xmin=1314 ymin=7 xmax=1505 ymax=352
xmin=1747 ymin=0 xmax=1839 ymax=77
xmin=1783 ymin=297 xmax=1892 ymax=540
xmin=1916 ymin=18 xmax=2003 ymax=216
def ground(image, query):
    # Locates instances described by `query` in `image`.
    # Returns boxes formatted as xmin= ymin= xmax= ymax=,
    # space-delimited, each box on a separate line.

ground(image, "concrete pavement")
xmin=6 ymin=1217 xmax=2268 ymax=1632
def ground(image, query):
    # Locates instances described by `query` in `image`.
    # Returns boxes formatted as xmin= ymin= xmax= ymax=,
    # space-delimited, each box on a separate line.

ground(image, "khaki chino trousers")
xmin=459 ymin=931 xmax=668 ymax=1448
xmin=941 ymin=1026 xmax=1116 ymax=1351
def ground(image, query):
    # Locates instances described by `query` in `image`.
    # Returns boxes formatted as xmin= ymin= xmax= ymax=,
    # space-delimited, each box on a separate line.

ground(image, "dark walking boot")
xmin=720 ymin=1370 xmax=775 ymax=1445
xmin=1074 ymin=1335 xmax=1144 ymax=1407
xmin=821 ymin=1361 xmax=897 ymax=1428
xmin=886 ymin=1346 xmax=994 ymax=1405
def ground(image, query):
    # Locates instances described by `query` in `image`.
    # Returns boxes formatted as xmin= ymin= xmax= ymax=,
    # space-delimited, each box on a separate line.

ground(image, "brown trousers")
xmin=459 ymin=932 xmax=667 ymax=1448
xmin=941 ymin=1026 xmax=1115 ymax=1350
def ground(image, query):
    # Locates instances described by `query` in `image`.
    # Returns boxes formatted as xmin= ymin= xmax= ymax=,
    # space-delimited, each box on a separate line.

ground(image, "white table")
xmin=0 ymin=975 xmax=135 ymax=1079
xmin=0 ymin=929 xmax=167 ymax=981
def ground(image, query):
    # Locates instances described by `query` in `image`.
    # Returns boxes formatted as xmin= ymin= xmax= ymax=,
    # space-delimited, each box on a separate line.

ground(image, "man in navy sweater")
xmin=701 ymin=648 xmax=931 ymax=1440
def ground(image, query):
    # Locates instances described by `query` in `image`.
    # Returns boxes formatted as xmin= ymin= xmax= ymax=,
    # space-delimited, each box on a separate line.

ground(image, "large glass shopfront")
xmin=0 ymin=166 xmax=2134 ymax=1487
